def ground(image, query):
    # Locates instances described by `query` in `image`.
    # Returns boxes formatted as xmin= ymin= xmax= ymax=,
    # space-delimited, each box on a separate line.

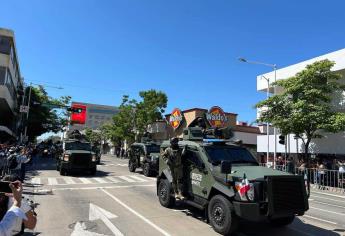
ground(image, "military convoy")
xmin=56 ymin=130 xmax=98 ymax=176
xmin=128 ymin=141 xmax=160 ymax=177
xmin=156 ymin=127 xmax=309 ymax=235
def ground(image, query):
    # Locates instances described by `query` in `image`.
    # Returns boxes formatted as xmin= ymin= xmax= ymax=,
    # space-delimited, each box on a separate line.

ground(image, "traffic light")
xmin=279 ymin=135 xmax=285 ymax=145
xmin=67 ymin=107 xmax=83 ymax=113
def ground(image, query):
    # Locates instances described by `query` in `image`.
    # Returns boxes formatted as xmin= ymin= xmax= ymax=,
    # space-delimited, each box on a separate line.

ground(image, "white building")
xmin=257 ymin=48 xmax=345 ymax=157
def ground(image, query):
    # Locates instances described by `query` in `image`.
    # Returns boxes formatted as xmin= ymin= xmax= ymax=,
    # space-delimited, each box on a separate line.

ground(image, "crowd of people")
xmin=0 ymin=143 xmax=38 ymax=235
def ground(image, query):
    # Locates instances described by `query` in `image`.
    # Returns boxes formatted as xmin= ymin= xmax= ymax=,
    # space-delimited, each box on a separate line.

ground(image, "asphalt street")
xmin=22 ymin=155 xmax=345 ymax=236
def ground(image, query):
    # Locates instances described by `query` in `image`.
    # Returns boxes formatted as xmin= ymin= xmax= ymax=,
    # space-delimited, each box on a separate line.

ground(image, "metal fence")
xmin=259 ymin=163 xmax=345 ymax=193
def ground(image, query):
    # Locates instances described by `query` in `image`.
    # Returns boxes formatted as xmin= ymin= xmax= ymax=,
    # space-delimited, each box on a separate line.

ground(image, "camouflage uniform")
xmin=162 ymin=147 xmax=184 ymax=198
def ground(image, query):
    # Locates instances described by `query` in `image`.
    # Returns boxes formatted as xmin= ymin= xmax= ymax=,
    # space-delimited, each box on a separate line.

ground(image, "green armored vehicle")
xmin=157 ymin=127 xmax=309 ymax=235
xmin=128 ymin=141 xmax=160 ymax=177
xmin=57 ymin=130 xmax=97 ymax=176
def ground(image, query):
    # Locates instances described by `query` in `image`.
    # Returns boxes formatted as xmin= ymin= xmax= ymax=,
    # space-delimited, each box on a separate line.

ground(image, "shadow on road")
xmin=172 ymin=202 xmax=340 ymax=236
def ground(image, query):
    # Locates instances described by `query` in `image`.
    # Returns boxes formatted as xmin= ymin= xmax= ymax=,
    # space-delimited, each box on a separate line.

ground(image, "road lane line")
xmin=93 ymin=178 xmax=108 ymax=184
xmin=128 ymin=176 xmax=148 ymax=182
xmin=35 ymin=184 xmax=155 ymax=192
xmin=101 ymin=189 xmax=171 ymax=236
xmin=48 ymin=178 xmax=58 ymax=185
xmin=117 ymin=176 xmax=135 ymax=183
xmin=31 ymin=178 xmax=41 ymax=185
xmin=64 ymin=177 xmax=76 ymax=185
xmin=302 ymin=215 xmax=337 ymax=225
xmin=313 ymin=200 xmax=345 ymax=209
xmin=79 ymin=178 xmax=92 ymax=184
xmin=311 ymin=191 xmax=345 ymax=199
xmin=310 ymin=207 xmax=345 ymax=216
xmin=105 ymin=177 xmax=121 ymax=183
xmin=312 ymin=195 xmax=345 ymax=204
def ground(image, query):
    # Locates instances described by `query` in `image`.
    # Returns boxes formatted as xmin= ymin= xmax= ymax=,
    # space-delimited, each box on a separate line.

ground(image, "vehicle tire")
xmin=208 ymin=195 xmax=238 ymax=235
xmin=158 ymin=179 xmax=175 ymax=208
xmin=143 ymin=163 xmax=151 ymax=177
xmin=269 ymin=216 xmax=295 ymax=227
xmin=90 ymin=167 xmax=97 ymax=175
xmin=128 ymin=160 xmax=136 ymax=172
xmin=59 ymin=167 xmax=67 ymax=176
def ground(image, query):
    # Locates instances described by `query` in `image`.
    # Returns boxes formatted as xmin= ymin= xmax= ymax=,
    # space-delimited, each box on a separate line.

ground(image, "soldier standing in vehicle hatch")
xmin=162 ymin=137 xmax=185 ymax=200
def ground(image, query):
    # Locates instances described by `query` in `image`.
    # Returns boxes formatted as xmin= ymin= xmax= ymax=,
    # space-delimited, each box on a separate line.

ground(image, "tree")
xmin=256 ymin=60 xmax=345 ymax=162
xmin=102 ymin=90 xmax=168 ymax=145
xmin=26 ymin=85 xmax=71 ymax=141
xmin=84 ymin=128 xmax=102 ymax=145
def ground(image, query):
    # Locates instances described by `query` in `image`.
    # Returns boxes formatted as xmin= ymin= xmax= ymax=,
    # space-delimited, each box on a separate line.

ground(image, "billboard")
xmin=70 ymin=104 xmax=87 ymax=124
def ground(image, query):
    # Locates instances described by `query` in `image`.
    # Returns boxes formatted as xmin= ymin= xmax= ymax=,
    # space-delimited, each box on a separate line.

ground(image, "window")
xmin=0 ymin=67 xmax=6 ymax=85
xmin=204 ymin=146 xmax=258 ymax=165
xmin=0 ymin=36 xmax=11 ymax=54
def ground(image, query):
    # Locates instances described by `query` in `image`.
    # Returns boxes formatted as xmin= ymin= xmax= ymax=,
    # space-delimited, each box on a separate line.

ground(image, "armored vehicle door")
xmin=184 ymin=146 xmax=210 ymax=199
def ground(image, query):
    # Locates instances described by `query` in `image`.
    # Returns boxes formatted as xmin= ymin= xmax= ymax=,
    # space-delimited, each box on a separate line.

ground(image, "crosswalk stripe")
xmin=64 ymin=177 xmax=76 ymax=184
xmin=93 ymin=178 xmax=108 ymax=183
xmin=106 ymin=177 xmax=122 ymax=183
xmin=31 ymin=178 xmax=41 ymax=185
xmin=79 ymin=178 xmax=92 ymax=184
xmin=117 ymin=176 xmax=136 ymax=183
xmin=129 ymin=176 xmax=148 ymax=182
xmin=48 ymin=178 xmax=58 ymax=185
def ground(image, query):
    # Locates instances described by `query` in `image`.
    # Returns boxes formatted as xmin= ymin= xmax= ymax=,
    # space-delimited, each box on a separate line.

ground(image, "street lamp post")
xmin=239 ymin=58 xmax=278 ymax=168
xmin=261 ymin=75 xmax=270 ymax=164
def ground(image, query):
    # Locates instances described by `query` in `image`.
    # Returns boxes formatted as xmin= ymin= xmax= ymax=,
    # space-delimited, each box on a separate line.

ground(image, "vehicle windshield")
xmin=65 ymin=142 xmax=91 ymax=151
xmin=204 ymin=145 xmax=258 ymax=165
xmin=146 ymin=145 xmax=160 ymax=154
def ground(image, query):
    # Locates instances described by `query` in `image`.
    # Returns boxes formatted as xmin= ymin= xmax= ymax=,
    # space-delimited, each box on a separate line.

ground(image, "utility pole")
xmin=23 ymin=83 xmax=32 ymax=141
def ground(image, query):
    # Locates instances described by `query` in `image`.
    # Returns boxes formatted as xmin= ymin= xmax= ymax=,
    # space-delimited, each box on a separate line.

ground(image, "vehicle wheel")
xmin=208 ymin=195 xmax=238 ymax=235
xmin=59 ymin=167 xmax=67 ymax=176
xmin=269 ymin=216 xmax=295 ymax=227
xmin=90 ymin=167 xmax=97 ymax=175
xmin=158 ymin=179 xmax=175 ymax=208
xmin=128 ymin=160 xmax=136 ymax=172
xmin=143 ymin=163 xmax=151 ymax=177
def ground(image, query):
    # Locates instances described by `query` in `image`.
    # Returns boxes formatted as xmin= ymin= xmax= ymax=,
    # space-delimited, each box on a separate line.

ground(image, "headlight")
xmin=92 ymin=155 xmax=97 ymax=162
xmin=235 ymin=181 xmax=255 ymax=201
xmin=63 ymin=154 xmax=69 ymax=161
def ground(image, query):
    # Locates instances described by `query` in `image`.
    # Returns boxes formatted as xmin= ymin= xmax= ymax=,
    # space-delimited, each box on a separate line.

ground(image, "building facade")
xmin=69 ymin=102 xmax=118 ymax=131
xmin=149 ymin=107 xmax=261 ymax=155
xmin=0 ymin=28 xmax=24 ymax=142
xmin=256 ymin=48 xmax=345 ymax=159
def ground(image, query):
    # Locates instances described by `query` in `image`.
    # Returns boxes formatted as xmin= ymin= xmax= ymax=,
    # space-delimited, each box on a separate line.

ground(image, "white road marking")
xmin=65 ymin=177 xmax=76 ymax=185
xmin=93 ymin=178 xmax=108 ymax=184
xmin=35 ymin=184 xmax=155 ymax=192
xmin=128 ymin=175 xmax=148 ymax=182
xmin=302 ymin=215 xmax=337 ymax=225
xmin=106 ymin=177 xmax=121 ymax=183
xmin=310 ymin=206 xmax=345 ymax=216
xmin=31 ymin=178 xmax=41 ymax=185
xmin=71 ymin=221 xmax=108 ymax=236
xmin=117 ymin=176 xmax=135 ymax=183
xmin=79 ymin=178 xmax=92 ymax=184
xmin=102 ymin=189 xmax=171 ymax=236
xmin=312 ymin=195 xmax=345 ymax=204
xmin=311 ymin=191 xmax=345 ymax=199
xmin=89 ymin=203 xmax=123 ymax=236
xmin=312 ymin=200 xmax=345 ymax=209
xmin=48 ymin=178 xmax=58 ymax=185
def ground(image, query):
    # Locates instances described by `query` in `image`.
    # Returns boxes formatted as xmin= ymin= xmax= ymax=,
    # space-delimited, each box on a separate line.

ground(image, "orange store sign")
xmin=169 ymin=108 xmax=183 ymax=129
xmin=206 ymin=106 xmax=228 ymax=128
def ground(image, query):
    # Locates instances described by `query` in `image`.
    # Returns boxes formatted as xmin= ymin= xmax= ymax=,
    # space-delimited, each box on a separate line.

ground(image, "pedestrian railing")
xmin=259 ymin=163 xmax=345 ymax=194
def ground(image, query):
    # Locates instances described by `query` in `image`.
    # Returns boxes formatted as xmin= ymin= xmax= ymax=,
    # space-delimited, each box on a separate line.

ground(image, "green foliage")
xmin=84 ymin=128 xmax=102 ymax=145
xmin=27 ymin=86 xmax=71 ymax=141
xmin=256 ymin=60 xmax=345 ymax=158
xmin=102 ymin=90 xmax=168 ymax=145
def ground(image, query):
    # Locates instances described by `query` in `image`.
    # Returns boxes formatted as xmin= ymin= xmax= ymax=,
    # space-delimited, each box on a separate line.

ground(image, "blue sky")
xmin=1 ymin=0 xmax=345 ymax=123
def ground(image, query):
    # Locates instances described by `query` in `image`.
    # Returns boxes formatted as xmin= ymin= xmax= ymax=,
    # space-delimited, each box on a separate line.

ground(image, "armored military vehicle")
xmin=128 ymin=141 xmax=160 ymax=177
xmin=56 ymin=130 xmax=97 ymax=176
xmin=157 ymin=127 xmax=309 ymax=235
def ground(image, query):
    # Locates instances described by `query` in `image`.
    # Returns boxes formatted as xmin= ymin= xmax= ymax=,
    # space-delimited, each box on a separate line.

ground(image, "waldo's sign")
xmin=206 ymin=106 xmax=228 ymax=128
xmin=169 ymin=108 xmax=183 ymax=129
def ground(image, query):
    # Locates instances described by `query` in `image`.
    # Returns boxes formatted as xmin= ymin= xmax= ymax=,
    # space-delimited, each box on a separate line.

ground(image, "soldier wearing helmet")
xmin=162 ymin=137 xmax=185 ymax=200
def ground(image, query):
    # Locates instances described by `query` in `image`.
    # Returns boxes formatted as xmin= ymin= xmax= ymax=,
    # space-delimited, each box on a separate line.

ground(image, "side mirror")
xmin=220 ymin=161 xmax=232 ymax=174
